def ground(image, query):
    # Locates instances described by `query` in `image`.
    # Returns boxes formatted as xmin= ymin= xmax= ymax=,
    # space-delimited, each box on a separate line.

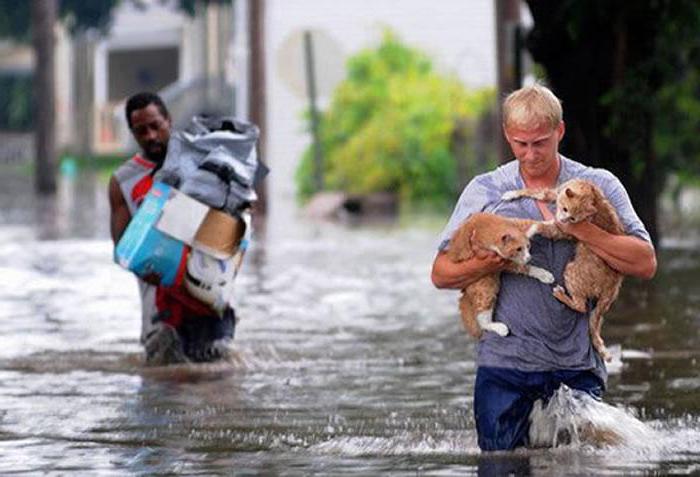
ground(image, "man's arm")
xmin=557 ymin=221 xmax=657 ymax=279
xmin=109 ymin=175 xmax=131 ymax=245
xmin=431 ymin=249 xmax=507 ymax=290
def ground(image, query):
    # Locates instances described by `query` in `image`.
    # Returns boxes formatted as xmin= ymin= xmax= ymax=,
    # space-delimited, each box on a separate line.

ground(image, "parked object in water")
xmin=304 ymin=191 xmax=398 ymax=219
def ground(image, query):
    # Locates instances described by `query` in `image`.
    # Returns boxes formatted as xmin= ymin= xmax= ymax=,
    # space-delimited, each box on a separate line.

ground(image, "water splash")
xmin=528 ymin=384 xmax=656 ymax=450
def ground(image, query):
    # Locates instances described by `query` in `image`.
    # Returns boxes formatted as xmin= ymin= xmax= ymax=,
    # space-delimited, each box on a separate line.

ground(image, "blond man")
xmin=431 ymin=84 xmax=656 ymax=451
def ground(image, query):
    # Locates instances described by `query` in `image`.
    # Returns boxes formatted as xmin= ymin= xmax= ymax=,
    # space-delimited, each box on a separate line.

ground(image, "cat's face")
xmin=555 ymin=182 xmax=597 ymax=223
xmin=490 ymin=232 xmax=531 ymax=265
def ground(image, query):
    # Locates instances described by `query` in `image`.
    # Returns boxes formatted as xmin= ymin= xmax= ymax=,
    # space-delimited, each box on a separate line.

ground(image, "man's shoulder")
xmin=469 ymin=160 xmax=520 ymax=190
xmin=114 ymin=154 xmax=155 ymax=179
xmin=561 ymin=156 xmax=620 ymax=189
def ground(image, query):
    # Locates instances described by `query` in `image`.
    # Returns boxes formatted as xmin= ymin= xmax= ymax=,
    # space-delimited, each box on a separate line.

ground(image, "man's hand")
xmin=555 ymin=219 xmax=590 ymax=240
xmin=431 ymin=249 xmax=508 ymax=290
xmin=142 ymin=272 xmax=162 ymax=286
xmin=555 ymin=219 xmax=657 ymax=279
xmin=472 ymin=248 xmax=508 ymax=274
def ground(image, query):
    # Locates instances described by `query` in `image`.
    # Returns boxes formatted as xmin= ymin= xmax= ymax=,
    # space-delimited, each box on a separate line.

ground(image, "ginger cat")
xmin=503 ymin=179 xmax=624 ymax=361
xmin=447 ymin=212 xmax=556 ymax=338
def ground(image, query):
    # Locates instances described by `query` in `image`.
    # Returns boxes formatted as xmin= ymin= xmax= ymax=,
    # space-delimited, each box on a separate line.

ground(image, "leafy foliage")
xmin=0 ymin=0 xmax=118 ymax=40
xmin=600 ymin=0 xmax=700 ymax=180
xmin=651 ymin=1 xmax=700 ymax=182
xmin=59 ymin=0 xmax=119 ymax=34
xmin=296 ymin=32 xmax=495 ymax=208
xmin=526 ymin=0 xmax=700 ymax=240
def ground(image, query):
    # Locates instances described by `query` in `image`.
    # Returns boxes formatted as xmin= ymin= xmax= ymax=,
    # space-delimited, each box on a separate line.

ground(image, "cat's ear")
xmin=457 ymin=229 xmax=477 ymax=260
xmin=565 ymin=187 xmax=576 ymax=199
xmin=469 ymin=230 xmax=477 ymax=248
xmin=501 ymin=233 xmax=513 ymax=244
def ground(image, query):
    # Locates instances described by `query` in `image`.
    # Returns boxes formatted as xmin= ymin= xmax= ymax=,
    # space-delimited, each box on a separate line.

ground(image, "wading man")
xmin=109 ymin=92 xmax=236 ymax=365
xmin=431 ymin=84 xmax=657 ymax=450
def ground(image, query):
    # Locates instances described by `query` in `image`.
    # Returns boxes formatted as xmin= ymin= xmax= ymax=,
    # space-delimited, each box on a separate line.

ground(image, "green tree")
xmin=525 ymin=0 xmax=700 ymax=243
xmin=296 ymin=32 xmax=495 ymax=209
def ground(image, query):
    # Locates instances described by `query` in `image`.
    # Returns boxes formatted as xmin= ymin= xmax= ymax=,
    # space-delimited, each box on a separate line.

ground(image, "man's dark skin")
xmin=109 ymin=103 xmax=171 ymax=284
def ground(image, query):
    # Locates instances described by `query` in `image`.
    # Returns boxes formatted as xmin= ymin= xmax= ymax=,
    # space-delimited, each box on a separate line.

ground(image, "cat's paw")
xmin=501 ymin=190 xmax=521 ymax=201
xmin=529 ymin=266 xmax=555 ymax=284
xmin=489 ymin=322 xmax=510 ymax=337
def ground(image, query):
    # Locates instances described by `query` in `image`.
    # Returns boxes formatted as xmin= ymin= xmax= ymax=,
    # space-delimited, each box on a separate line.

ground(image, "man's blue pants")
xmin=474 ymin=366 xmax=604 ymax=451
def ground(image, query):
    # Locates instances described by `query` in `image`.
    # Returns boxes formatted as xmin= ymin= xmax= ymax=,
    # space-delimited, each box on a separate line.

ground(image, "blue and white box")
xmin=114 ymin=182 xmax=209 ymax=286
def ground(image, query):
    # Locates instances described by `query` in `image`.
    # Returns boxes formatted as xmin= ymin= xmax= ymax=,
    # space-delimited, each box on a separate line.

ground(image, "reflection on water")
xmin=0 ymin=171 xmax=699 ymax=474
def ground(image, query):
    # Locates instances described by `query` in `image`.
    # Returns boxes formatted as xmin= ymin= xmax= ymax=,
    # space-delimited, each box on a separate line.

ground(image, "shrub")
xmin=296 ymin=31 xmax=495 ymax=209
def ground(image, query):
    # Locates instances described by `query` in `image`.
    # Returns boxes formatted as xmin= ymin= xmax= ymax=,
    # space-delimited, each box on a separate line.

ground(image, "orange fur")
xmin=504 ymin=179 xmax=624 ymax=360
xmin=447 ymin=212 xmax=556 ymax=338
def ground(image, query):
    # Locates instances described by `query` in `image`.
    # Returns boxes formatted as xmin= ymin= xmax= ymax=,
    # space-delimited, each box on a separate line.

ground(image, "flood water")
xmin=1 ymin=170 xmax=699 ymax=475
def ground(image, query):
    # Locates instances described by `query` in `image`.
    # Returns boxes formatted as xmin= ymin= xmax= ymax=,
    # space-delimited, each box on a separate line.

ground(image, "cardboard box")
xmin=114 ymin=182 xmax=245 ymax=286
xmin=193 ymin=208 xmax=245 ymax=259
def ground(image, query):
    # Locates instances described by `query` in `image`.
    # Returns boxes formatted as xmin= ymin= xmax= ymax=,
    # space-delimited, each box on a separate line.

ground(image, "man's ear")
xmin=503 ymin=124 xmax=515 ymax=145
xmin=556 ymin=120 xmax=565 ymax=142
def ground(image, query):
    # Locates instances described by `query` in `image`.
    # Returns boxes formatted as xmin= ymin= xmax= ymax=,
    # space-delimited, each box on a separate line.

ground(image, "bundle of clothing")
xmin=155 ymin=115 xmax=267 ymax=214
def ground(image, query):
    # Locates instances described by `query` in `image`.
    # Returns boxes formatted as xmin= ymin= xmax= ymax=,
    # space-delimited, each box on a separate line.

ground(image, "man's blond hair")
xmin=503 ymin=84 xmax=562 ymax=130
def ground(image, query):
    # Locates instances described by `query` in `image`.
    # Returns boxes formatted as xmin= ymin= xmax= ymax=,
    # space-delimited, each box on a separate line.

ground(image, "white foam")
xmin=528 ymin=385 xmax=656 ymax=451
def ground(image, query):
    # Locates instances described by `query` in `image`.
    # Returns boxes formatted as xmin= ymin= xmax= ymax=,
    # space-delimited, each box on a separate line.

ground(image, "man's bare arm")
xmin=558 ymin=221 xmax=657 ymax=279
xmin=431 ymin=250 xmax=507 ymax=290
xmin=109 ymin=175 xmax=131 ymax=245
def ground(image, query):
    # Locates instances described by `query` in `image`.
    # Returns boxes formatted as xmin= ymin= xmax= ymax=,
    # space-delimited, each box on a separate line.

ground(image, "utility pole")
xmin=248 ymin=0 xmax=267 ymax=214
xmin=303 ymin=31 xmax=323 ymax=192
xmin=32 ymin=0 xmax=57 ymax=194
xmin=495 ymin=0 xmax=522 ymax=164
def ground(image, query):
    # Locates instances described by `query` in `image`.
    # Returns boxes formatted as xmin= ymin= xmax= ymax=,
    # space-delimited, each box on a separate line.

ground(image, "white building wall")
xmin=55 ymin=24 xmax=73 ymax=149
xmin=265 ymin=0 xmax=496 ymax=227
xmin=94 ymin=0 xmax=187 ymax=104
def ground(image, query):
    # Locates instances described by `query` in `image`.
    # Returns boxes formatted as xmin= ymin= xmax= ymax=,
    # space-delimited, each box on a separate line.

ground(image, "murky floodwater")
xmin=1 ymin=170 xmax=699 ymax=475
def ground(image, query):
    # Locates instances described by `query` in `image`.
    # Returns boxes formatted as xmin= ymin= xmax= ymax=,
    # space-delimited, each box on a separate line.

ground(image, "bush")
xmin=296 ymin=31 xmax=495 ymax=209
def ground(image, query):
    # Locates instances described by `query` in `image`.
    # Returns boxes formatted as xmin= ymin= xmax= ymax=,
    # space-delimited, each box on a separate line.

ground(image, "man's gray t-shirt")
xmin=437 ymin=155 xmax=652 ymax=383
